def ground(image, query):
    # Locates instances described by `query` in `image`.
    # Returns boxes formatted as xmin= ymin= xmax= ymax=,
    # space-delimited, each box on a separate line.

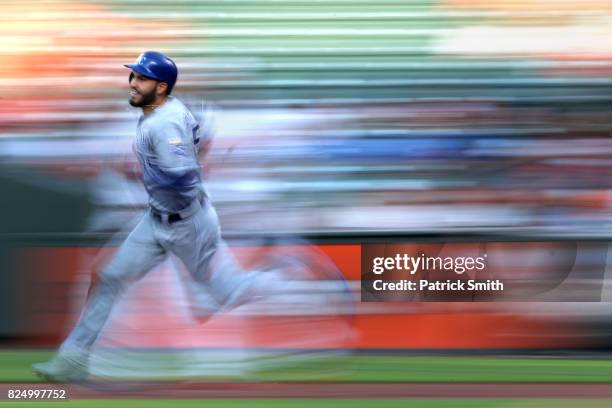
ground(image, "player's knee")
xmin=94 ymin=266 xmax=129 ymax=295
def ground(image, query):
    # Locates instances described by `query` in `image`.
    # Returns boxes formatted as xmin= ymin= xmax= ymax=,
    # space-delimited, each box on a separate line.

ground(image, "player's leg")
xmin=168 ymin=201 xmax=279 ymax=315
xmin=32 ymin=212 xmax=167 ymax=381
xmin=63 ymin=212 xmax=167 ymax=351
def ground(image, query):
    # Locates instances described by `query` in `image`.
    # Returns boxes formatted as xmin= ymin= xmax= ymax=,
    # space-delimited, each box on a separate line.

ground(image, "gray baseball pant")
xmin=60 ymin=200 xmax=275 ymax=353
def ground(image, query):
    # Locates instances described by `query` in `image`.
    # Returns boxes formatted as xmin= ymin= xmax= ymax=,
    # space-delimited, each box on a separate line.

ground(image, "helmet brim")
xmin=124 ymin=64 xmax=164 ymax=83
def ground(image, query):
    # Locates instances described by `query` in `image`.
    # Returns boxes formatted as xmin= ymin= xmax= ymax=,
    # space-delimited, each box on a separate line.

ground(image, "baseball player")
xmin=32 ymin=51 xmax=282 ymax=382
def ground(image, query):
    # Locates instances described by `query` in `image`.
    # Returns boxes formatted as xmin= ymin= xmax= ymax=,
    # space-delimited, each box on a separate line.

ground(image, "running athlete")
xmin=32 ymin=51 xmax=281 ymax=382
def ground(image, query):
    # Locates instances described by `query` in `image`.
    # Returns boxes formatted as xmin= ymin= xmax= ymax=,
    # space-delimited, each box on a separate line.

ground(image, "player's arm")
xmin=149 ymin=120 xmax=199 ymax=188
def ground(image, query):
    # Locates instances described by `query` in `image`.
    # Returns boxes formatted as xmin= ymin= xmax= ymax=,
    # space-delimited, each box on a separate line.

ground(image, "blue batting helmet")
xmin=124 ymin=51 xmax=178 ymax=93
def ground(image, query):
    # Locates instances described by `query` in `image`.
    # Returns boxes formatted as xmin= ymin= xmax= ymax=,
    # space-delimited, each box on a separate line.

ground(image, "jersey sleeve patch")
xmin=167 ymin=135 xmax=182 ymax=146
xmin=167 ymin=135 xmax=186 ymax=156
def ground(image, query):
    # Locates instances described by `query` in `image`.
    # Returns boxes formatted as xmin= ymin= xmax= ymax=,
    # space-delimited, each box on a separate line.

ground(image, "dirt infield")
xmin=3 ymin=383 xmax=612 ymax=399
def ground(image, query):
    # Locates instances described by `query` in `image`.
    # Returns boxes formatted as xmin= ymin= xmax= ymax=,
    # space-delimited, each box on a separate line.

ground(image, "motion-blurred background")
xmin=2 ymin=0 xmax=612 ymax=368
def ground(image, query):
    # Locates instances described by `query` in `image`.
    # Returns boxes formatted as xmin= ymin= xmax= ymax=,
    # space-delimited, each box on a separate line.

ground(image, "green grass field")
xmin=2 ymin=350 xmax=612 ymax=383
xmin=1 ymin=350 xmax=611 ymax=407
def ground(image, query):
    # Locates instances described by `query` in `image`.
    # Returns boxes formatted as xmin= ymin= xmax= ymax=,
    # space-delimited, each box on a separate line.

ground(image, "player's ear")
xmin=157 ymin=81 xmax=169 ymax=96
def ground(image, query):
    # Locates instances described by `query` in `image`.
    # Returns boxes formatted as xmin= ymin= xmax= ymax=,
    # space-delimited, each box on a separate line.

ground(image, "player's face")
xmin=128 ymin=71 xmax=160 ymax=107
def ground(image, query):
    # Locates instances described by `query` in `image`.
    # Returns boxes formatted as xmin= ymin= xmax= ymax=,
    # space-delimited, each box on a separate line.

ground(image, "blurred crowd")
xmin=1 ymin=0 xmax=612 ymax=237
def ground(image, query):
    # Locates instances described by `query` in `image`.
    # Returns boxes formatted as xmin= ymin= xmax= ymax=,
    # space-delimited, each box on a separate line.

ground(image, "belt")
xmin=151 ymin=210 xmax=183 ymax=224
xmin=150 ymin=198 xmax=202 ymax=224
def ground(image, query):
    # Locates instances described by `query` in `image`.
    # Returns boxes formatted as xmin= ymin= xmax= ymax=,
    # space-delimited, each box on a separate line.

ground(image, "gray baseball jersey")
xmin=133 ymin=96 xmax=204 ymax=212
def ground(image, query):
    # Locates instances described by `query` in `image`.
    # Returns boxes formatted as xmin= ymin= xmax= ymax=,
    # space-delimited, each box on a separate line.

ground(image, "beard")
xmin=129 ymin=87 xmax=157 ymax=107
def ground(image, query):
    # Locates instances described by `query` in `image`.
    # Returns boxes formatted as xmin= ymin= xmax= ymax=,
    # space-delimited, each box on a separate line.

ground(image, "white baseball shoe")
xmin=32 ymin=351 xmax=89 ymax=383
